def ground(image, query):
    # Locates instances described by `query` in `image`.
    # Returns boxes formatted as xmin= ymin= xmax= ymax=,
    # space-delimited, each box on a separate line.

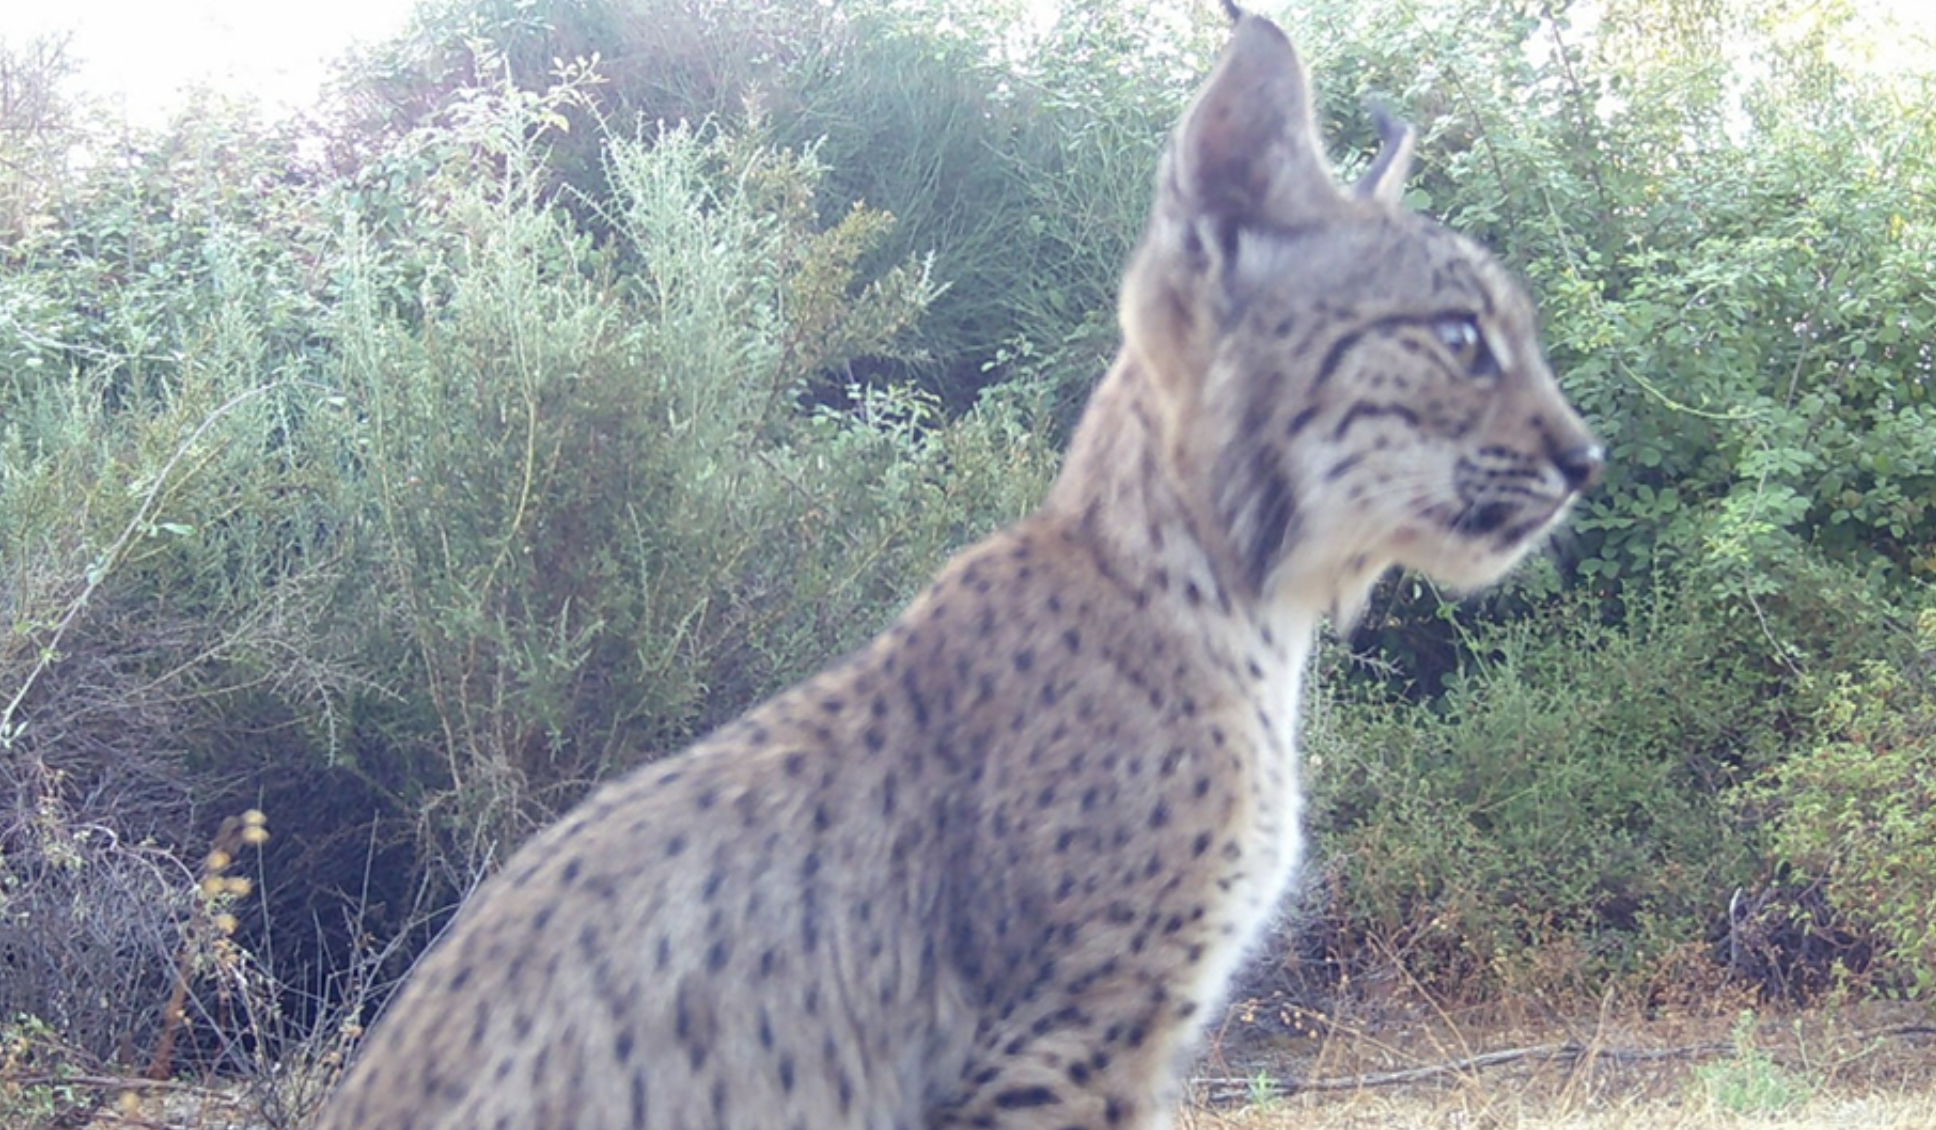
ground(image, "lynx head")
xmin=1118 ymin=13 xmax=1600 ymax=619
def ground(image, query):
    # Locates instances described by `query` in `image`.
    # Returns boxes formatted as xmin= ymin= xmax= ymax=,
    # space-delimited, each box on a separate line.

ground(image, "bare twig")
xmin=0 ymin=1072 xmax=227 ymax=1096
xmin=1196 ymin=1039 xmax=1730 ymax=1103
xmin=0 ymin=382 xmax=281 ymax=749
xmin=1196 ymin=1024 xmax=1936 ymax=1103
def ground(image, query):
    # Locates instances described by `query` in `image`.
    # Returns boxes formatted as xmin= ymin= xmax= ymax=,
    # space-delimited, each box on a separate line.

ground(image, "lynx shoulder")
xmin=314 ymin=10 xmax=1597 ymax=1130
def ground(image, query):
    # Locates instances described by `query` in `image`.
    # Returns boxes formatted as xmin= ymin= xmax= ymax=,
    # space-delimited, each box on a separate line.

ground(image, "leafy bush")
xmin=1304 ymin=582 xmax=1778 ymax=1000
xmin=1755 ymin=604 xmax=1936 ymax=997
xmin=1278 ymin=0 xmax=1936 ymax=668
xmin=0 ymin=34 xmax=77 ymax=240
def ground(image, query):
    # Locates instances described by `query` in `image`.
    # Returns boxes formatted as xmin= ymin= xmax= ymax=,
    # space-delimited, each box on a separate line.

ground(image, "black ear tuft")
xmin=1351 ymin=102 xmax=1417 ymax=205
xmin=1220 ymin=0 xmax=1244 ymax=25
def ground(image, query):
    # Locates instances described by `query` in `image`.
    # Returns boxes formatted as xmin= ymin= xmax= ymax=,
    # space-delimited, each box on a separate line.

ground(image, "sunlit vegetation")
xmin=1 ymin=0 xmax=1930 ymax=1115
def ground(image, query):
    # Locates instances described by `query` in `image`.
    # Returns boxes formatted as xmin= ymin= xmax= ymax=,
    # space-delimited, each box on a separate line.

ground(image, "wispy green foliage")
xmin=1 ymin=23 xmax=1059 ymax=1061
xmin=327 ymin=0 xmax=1227 ymax=415
xmin=317 ymin=64 xmax=1057 ymax=860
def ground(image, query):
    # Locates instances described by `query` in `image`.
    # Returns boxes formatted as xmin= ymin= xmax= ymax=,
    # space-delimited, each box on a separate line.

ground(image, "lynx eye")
xmin=1432 ymin=315 xmax=1500 ymax=379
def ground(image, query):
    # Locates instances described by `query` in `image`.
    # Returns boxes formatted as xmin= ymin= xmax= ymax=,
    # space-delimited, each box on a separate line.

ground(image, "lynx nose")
xmin=1553 ymin=442 xmax=1603 ymax=492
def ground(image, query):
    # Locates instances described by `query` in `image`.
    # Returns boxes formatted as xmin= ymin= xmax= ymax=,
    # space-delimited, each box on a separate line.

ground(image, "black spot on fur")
xmin=901 ymin=667 xmax=931 ymax=730
xmin=994 ymin=1086 xmax=1060 ymax=1110
xmin=1245 ymin=467 xmax=1299 ymax=594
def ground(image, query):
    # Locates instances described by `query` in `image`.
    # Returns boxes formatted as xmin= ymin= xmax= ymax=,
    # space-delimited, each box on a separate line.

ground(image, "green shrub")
xmin=3 ymin=45 xmax=1062 ymax=1065
xmin=1691 ymin=1010 xmax=1815 ymax=1114
xmin=329 ymin=0 xmax=1228 ymax=415
xmin=1304 ymin=580 xmax=1777 ymax=999
xmin=0 ymin=1013 xmax=88 ymax=1128
xmin=314 ymin=67 xmax=1060 ymax=863
xmin=1755 ymin=604 xmax=1936 ymax=997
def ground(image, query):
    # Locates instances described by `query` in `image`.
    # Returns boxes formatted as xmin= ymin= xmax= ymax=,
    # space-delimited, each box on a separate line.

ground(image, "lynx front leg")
xmin=926 ymin=1023 xmax=1188 ymax=1130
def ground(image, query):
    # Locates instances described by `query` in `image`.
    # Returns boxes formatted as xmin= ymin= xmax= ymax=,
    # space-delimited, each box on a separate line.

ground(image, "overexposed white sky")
xmin=0 ymin=0 xmax=1070 ymax=127
xmin=2 ymin=1 xmax=1930 ymax=130
xmin=0 ymin=0 xmax=418 ymax=126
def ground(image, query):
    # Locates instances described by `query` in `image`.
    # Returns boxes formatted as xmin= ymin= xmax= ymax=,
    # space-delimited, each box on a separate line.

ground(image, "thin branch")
xmin=0 ymin=1072 xmax=228 ymax=1096
xmin=1539 ymin=0 xmax=1612 ymax=222
xmin=1197 ymin=1024 xmax=1936 ymax=1103
xmin=1196 ymin=1039 xmax=1728 ymax=1102
xmin=0 ymin=382 xmax=280 ymax=749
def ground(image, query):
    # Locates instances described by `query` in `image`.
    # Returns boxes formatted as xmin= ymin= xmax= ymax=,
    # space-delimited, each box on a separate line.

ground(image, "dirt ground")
xmin=1180 ymin=997 xmax=1936 ymax=1130
xmin=66 ymin=997 xmax=1936 ymax=1129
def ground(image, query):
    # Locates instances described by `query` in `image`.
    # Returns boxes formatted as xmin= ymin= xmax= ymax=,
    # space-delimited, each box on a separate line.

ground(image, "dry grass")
xmin=38 ymin=994 xmax=1936 ymax=1129
xmin=1182 ymin=1090 xmax=1936 ymax=1130
xmin=1182 ymin=999 xmax=1936 ymax=1130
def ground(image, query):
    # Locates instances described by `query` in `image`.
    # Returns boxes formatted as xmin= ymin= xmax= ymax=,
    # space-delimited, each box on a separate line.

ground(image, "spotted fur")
xmin=313 ymin=12 xmax=1598 ymax=1130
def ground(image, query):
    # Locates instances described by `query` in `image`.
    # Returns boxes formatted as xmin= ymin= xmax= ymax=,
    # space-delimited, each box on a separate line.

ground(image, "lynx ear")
xmin=1352 ymin=104 xmax=1416 ymax=205
xmin=1166 ymin=16 xmax=1343 ymax=230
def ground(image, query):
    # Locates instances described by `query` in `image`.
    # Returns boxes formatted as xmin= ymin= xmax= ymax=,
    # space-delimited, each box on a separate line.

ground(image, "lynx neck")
xmin=1046 ymin=355 xmax=1321 ymax=690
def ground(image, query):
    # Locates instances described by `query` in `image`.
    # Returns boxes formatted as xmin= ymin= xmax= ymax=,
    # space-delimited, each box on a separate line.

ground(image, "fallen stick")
xmin=1200 ymin=1039 xmax=1724 ymax=1102
xmin=1197 ymin=1023 xmax=1936 ymax=1103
